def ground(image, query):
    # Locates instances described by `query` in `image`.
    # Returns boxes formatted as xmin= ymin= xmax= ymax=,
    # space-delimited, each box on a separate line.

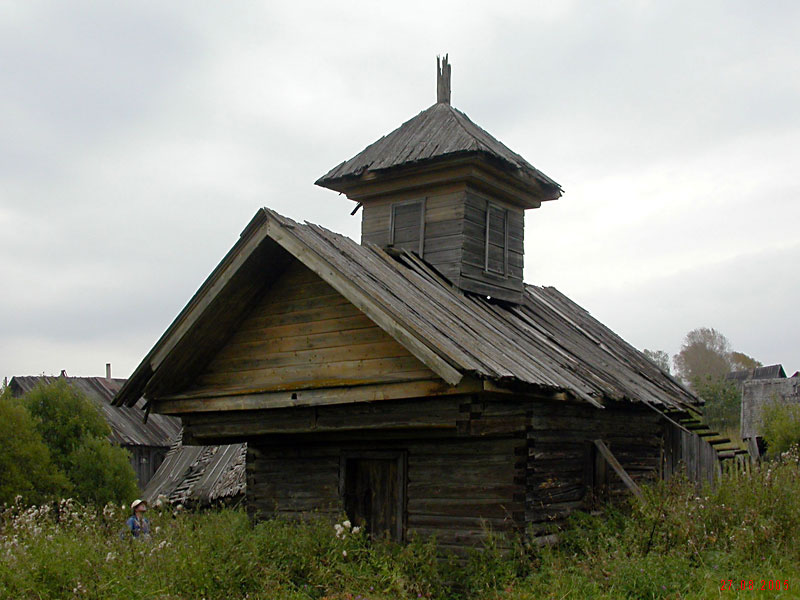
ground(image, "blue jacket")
xmin=126 ymin=515 xmax=150 ymax=538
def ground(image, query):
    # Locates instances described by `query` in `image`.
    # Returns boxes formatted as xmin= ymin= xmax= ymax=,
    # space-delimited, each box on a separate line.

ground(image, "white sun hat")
xmin=131 ymin=499 xmax=147 ymax=511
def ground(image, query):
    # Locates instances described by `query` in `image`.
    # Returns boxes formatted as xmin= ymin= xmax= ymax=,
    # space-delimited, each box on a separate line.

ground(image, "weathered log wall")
xmin=246 ymin=432 xmax=523 ymax=552
xmin=526 ymin=400 xmax=663 ymax=532
xmin=224 ymin=395 xmax=670 ymax=550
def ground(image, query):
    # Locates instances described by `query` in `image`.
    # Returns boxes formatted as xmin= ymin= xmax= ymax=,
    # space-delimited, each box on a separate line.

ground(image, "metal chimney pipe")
xmin=106 ymin=363 xmax=111 ymax=379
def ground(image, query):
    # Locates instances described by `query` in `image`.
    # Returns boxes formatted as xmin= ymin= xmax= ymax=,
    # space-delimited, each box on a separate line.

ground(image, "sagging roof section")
xmin=142 ymin=429 xmax=245 ymax=507
xmin=315 ymin=102 xmax=561 ymax=196
xmin=114 ymin=207 xmax=697 ymax=414
xmin=10 ymin=375 xmax=180 ymax=447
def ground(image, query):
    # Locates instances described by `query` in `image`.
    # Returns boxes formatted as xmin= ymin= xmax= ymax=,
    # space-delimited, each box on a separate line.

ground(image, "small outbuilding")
xmin=114 ymin=59 xmax=738 ymax=550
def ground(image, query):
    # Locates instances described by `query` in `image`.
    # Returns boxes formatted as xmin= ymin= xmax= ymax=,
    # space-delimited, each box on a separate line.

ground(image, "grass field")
xmin=2 ymin=450 xmax=800 ymax=600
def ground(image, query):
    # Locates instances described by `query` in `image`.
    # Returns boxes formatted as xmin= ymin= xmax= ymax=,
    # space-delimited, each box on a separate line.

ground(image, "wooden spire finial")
xmin=437 ymin=54 xmax=451 ymax=104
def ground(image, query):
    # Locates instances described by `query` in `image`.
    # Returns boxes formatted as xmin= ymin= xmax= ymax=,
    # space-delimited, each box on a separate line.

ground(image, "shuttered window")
xmin=389 ymin=199 xmax=425 ymax=257
xmin=484 ymin=203 xmax=508 ymax=275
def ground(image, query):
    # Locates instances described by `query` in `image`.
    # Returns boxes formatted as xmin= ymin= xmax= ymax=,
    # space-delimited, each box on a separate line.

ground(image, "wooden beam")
xmin=182 ymin=397 xmax=468 ymax=442
xmin=482 ymin=379 xmax=571 ymax=401
xmin=264 ymin=216 xmax=464 ymax=386
xmin=154 ymin=377 xmax=484 ymax=415
xmin=593 ymin=439 xmax=643 ymax=501
xmin=329 ymin=157 xmax=553 ymax=207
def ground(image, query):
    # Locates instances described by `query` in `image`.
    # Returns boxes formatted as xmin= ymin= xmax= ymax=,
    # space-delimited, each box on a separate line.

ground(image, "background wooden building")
xmin=10 ymin=374 xmax=180 ymax=488
xmin=727 ymin=363 xmax=786 ymax=387
xmin=114 ymin=58 xmax=737 ymax=550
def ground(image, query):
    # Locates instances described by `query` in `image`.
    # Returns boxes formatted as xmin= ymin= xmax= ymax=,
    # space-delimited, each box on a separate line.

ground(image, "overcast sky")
xmin=2 ymin=0 xmax=798 ymax=383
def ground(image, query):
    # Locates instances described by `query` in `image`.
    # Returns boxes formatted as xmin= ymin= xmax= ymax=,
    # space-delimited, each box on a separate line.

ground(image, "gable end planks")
xmin=187 ymin=260 xmax=437 ymax=397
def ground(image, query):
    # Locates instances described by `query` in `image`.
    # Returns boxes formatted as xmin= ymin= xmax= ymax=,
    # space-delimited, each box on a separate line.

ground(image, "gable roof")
xmin=315 ymin=102 xmax=561 ymax=196
xmin=727 ymin=364 xmax=786 ymax=384
xmin=114 ymin=207 xmax=697 ymax=414
xmin=10 ymin=375 xmax=180 ymax=447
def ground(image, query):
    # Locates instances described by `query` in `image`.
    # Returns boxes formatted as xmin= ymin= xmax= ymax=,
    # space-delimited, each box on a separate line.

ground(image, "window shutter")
xmin=485 ymin=204 xmax=508 ymax=275
xmin=390 ymin=200 xmax=425 ymax=256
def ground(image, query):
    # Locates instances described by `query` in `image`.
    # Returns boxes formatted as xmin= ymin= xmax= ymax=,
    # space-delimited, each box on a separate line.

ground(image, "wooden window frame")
xmin=338 ymin=450 xmax=408 ymax=542
xmin=484 ymin=202 xmax=509 ymax=277
xmin=389 ymin=198 xmax=426 ymax=258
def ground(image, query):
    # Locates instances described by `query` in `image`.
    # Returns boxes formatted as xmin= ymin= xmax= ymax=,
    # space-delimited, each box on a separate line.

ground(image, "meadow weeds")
xmin=2 ymin=449 xmax=800 ymax=599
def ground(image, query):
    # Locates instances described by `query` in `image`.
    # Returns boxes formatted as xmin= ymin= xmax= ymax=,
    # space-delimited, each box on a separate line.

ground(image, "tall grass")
xmin=2 ymin=449 xmax=800 ymax=599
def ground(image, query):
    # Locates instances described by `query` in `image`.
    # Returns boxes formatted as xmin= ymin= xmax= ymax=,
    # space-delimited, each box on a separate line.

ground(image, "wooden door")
xmin=343 ymin=455 xmax=404 ymax=540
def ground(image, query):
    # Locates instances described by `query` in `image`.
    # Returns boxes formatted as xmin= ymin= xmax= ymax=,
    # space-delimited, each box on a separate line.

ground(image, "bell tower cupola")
xmin=315 ymin=56 xmax=562 ymax=304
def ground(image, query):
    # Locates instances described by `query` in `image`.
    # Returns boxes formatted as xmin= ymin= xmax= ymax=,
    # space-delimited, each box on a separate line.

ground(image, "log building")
xmin=114 ymin=58 xmax=736 ymax=550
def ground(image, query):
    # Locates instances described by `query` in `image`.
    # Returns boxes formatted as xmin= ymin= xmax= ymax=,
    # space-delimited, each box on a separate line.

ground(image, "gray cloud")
xmin=1 ymin=0 xmax=798 ymax=380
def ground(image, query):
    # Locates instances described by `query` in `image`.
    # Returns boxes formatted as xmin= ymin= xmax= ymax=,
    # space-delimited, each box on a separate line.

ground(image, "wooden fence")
xmin=663 ymin=419 xmax=749 ymax=487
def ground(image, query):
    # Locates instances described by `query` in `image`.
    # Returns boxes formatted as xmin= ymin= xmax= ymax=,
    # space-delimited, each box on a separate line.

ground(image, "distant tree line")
xmin=644 ymin=327 xmax=762 ymax=433
xmin=0 ymin=380 xmax=138 ymax=506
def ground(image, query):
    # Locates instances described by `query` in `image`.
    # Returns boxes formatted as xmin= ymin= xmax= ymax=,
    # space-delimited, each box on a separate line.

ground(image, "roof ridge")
xmin=444 ymin=103 xmax=484 ymax=153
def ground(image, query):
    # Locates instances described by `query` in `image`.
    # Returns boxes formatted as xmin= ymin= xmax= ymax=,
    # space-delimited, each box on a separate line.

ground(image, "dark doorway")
xmin=341 ymin=452 xmax=405 ymax=541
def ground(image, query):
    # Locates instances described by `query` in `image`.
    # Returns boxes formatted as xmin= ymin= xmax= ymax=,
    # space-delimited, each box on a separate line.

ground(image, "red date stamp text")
xmin=720 ymin=580 xmax=789 ymax=592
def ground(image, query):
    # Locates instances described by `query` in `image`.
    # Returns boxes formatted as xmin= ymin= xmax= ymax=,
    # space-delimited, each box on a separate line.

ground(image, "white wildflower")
xmin=342 ymin=550 xmax=347 ymax=557
xmin=105 ymin=552 xmax=115 ymax=562
xmin=352 ymin=526 xmax=361 ymax=534
xmin=342 ymin=520 xmax=351 ymax=529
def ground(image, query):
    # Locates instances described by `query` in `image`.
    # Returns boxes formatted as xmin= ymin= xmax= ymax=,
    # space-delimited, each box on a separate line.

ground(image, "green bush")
xmin=22 ymin=379 xmax=110 ymax=462
xmin=762 ymin=400 xmax=800 ymax=456
xmin=68 ymin=437 xmax=138 ymax=505
xmin=694 ymin=376 xmax=741 ymax=431
xmin=0 ymin=397 xmax=69 ymax=505
xmin=18 ymin=380 xmax=139 ymax=506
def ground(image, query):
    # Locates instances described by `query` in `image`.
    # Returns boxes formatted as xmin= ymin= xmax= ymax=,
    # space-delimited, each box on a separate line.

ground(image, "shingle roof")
xmin=10 ymin=375 xmax=180 ymax=447
xmin=727 ymin=364 xmax=786 ymax=384
xmin=265 ymin=210 xmax=696 ymax=411
xmin=316 ymin=102 xmax=561 ymax=194
xmin=115 ymin=207 xmax=697 ymax=414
